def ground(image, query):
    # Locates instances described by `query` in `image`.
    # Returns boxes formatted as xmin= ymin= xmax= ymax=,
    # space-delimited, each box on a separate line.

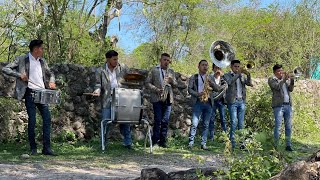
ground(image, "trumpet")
xmin=293 ymin=66 xmax=302 ymax=78
xmin=240 ymin=60 xmax=255 ymax=75
xmin=284 ymin=67 xmax=302 ymax=79
xmin=246 ymin=60 xmax=255 ymax=69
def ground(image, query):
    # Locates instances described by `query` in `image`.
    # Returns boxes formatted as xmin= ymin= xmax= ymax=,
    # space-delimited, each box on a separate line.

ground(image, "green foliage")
xmin=135 ymin=0 xmax=320 ymax=76
xmin=222 ymin=129 xmax=285 ymax=180
xmin=54 ymin=130 xmax=77 ymax=143
xmin=132 ymin=42 xmax=162 ymax=69
xmin=0 ymin=97 xmax=21 ymax=142
xmin=246 ymin=84 xmax=274 ymax=133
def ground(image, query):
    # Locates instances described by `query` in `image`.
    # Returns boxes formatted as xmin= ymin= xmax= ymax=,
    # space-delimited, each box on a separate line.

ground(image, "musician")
xmin=208 ymin=63 xmax=228 ymax=141
xmin=146 ymin=53 xmax=177 ymax=148
xmin=2 ymin=40 xmax=57 ymax=156
xmin=188 ymin=60 xmax=225 ymax=150
xmin=268 ymin=64 xmax=294 ymax=151
xmin=223 ymin=59 xmax=252 ymax=149
xmin=93 ymin=50 xmax=133 ymax=149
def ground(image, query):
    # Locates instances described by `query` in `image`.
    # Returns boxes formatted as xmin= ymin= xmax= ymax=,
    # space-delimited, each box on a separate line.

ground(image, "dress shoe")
xmin=285 ymin=146 xmax=294 ymax=152
xmin=159 ymin=143 xmax=168 ymax=148
xmin=42 ymin=149 xmax=58 ymax=156
xmin=124 ymin=145 xmax=134 ymax=150
xmin=240 ymin=144 xmax=246 ymax=150
xmin=31 ymin=149 xmax=38 ymax=155
xmin=201 ymin=145 xmax=209 ymax=151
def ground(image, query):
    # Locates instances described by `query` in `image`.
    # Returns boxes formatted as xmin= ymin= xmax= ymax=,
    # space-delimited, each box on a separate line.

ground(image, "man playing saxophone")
xmin=146 ymin=53 xmax=177 ymax=148
xmin=223 ymin=59 xmax=253 ymax=149
xmin=188 ymin=60 xmax=225 ymax=150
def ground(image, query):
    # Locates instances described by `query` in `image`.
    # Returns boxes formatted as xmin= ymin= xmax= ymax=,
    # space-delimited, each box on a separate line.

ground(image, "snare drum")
xmin=32 ymin=89 xmax=61 ymax=104
xmin=111 ymin=88 xmax=143 ymax=123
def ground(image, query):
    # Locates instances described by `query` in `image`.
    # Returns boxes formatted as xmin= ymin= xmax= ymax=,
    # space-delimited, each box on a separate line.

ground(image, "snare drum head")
xmin=111 ymin=88 xmax=142 ymax=123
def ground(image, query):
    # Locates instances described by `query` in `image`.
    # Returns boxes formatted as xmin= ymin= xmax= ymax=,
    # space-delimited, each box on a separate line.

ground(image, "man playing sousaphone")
xmin=208 ymin=63 xmax=228 ymax=141
xmin=223 ymin=59 xmax=253 ymax=149
xmin=2 ymin=40 xmax=57 ymax=156
xmin=188 ymin=60 xmax=226 ymax=150
xmin=146 ymin=53 xmax=177 ymax=148
xmin=93 ymin=50 xmax=133 ymax=149
xmin=268 ymin=64 xmax=294 ymax=151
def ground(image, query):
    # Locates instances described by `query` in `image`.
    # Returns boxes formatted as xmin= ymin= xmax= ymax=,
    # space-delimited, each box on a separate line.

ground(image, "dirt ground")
xmin=0 ymin=152 xmax=226 ymax=179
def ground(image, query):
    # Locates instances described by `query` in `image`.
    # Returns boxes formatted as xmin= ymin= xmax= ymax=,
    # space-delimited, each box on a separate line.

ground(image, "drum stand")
xmin=100 ymin=76 xmax=153 ymax=153
xmin=100 ymin=118 xmax=153 ymax=153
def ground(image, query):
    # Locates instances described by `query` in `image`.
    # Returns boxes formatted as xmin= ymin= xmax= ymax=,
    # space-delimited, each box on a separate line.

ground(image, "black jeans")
xmin=152 ymin=101 xmax=172 ymax=145
xmin=25 ymin=88 xmax=52 ymax=150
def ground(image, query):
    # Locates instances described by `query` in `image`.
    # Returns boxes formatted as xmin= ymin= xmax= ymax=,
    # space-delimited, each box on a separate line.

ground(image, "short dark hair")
xmin=199 ymin=59 xmax=208 ymax=66
xmin=161 ymin=53 xmax=170 ymax=58
xmin=231 ymin=59 xmax=241 ymax=65
xmin=29 ymin=40 xmax=43 ymax=52
xmin=273 ymin=64 xmax=283 ymax=72
xmin=105 ymin=50 xmax=118 ymax=59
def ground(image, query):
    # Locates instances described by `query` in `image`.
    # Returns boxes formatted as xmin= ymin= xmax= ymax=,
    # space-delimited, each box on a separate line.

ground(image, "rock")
xmin=270 ymin=161 xmax=320 ymax=180
xmin=64 ymin=102 xmax=74 ymax=111
xmin=140 ymin=168 xmax=170 ymax=180
xmin=185 ymin=118 xmax=192 ymax=126
xmin=168 ymin=167 xmax=218 ymax=180
xmin=73 ymin=121 xmax=82 ymax=130
xmin=33 ymin=163 xmax=45 ymax=170
xmin=20 ymin=154 xmax=30 ymax=159
xmin=307 ymin=150 xmax=320 ymax=162
xmin=76 ymin=129 xmax=84 ymax=139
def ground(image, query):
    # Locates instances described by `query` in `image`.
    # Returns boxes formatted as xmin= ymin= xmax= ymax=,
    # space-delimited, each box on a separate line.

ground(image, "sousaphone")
xmin=209 ymin=40 xmax=235 ymax=100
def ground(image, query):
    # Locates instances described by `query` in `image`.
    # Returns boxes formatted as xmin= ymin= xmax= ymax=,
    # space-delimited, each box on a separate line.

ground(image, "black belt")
xmin=25 ymin=88 xmax=34 ymax=96
xmin=283 ymin=102 xmax=290 ymax=105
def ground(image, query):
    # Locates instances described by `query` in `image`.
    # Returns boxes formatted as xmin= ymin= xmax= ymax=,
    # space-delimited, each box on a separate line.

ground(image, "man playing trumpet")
xmin=223 ymin=59 xmax=253 ymax=149
xmin=146 ymin=53 xmax=177 ymax=148
xmin=188 ymin=60 xmax=225 ymax=150
xmin=268 ymin=64 xmax=294 ymax=151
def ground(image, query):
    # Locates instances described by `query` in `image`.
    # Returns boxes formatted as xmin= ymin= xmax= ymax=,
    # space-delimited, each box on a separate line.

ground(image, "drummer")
xmin=2 ymin=40 xmax=57 ymax=156
xmin=93 ymin=50 xmax=133 ymax=150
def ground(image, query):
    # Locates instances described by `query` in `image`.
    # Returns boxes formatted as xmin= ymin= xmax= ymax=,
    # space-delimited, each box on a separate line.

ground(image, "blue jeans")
xmin=102 ymin=108 xmax=132 ymax=146
xmin=273 ymin=105 xmax=292 ymax=147
xmin=152 ymin=101 xmax=172 ymax=145
xmin=228 ymin=100 xmax=246 ymax=148
xmin=209 ymin=100 xmax=227 ymax=140
xmin=189 ymin=101 xmax=212 ymax=146
xmin=25 ymin=94 xmax=52 ymax=150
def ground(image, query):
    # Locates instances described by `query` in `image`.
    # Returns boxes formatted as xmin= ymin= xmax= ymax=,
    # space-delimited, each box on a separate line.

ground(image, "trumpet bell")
xmin=246 ymin=60 xmax=255 ymax=69
xmin=209 ymin=40 xmax=235 ymax=68
xmin=293 ymin=67 xmax=303 ymax=77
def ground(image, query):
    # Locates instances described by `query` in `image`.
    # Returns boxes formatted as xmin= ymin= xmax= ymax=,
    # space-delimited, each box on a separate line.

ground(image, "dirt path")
xmin=0 ymin=153 xmax=226 ymax=179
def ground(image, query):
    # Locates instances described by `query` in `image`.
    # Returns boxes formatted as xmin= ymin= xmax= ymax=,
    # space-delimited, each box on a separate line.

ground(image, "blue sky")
xmin=106 ymin=0 xmax=300 ymax=54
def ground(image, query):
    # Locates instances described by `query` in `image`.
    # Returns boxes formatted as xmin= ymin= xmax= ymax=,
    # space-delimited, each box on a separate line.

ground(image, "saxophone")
xmin=199 ymin=73 xmax=213 ymax=102
xmin=160 ymin=69 xmax=172 ymax=102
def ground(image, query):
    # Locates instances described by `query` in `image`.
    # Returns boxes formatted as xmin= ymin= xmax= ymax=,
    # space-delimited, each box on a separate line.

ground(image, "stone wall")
xmin=0 ymin=63 xmax=193 ymax=141
xmin=0 ymin=63 xmax=320 ymax=141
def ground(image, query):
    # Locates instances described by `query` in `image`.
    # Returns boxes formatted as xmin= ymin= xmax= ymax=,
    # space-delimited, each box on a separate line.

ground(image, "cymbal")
xmin=124 ymin=73 xmax=145 ymax=81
